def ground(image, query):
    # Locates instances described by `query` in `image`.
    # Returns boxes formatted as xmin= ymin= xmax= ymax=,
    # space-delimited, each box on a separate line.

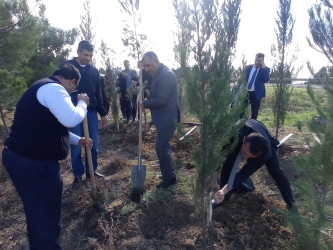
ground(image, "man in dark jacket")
xmin=117 ymin=60 xmax=139 ymax=123
xmin=214 ymin=119 xmax=295 ymax=209
xmin=140 ymin=51 xmax=181 ymax=188
xmin=63 ymin=40 xmax=108 ymax=184
xmin=2 ymin=64 xmax=91 ymax=249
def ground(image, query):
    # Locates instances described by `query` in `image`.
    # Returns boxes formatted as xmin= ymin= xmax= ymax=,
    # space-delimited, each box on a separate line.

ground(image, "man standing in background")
xmin=63 ymin=40 xmax=108 ymax=184
xmin=139 ymin=51 xmax=180 ymax=188
xmin=246 ymin=53 xmax=270 ymax=119
xmin=117 ymin=60 xmax=139 ymax=123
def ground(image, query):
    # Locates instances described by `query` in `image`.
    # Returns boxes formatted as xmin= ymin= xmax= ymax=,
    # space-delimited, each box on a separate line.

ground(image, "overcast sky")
xmin=35 ymin=0 xmax=330 ymax=78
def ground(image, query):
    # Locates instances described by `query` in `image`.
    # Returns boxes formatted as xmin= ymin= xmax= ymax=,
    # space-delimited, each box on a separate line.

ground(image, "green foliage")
xmin=100 ymin=41 xmax=120 ymax=127
xmin=285 ymin=2 xmax=333 ymax=248
xmin=308 ymin=0 xmax=333 ymax=64
xmin=23 ymin=5 xmax=78 ymax=86
xmin=271 ymin=0 xmax=296 ymax=139
xmin=173 ymin=0 xmax=244 ymax=232
xmin=118 ymin=0 xmax=146 ymax=60
xmin=0 ymin=69 xmax=26 ymax=137
xmin=0 ymin=0 xmax=40 ymax=70
xmin=80 ymin=0 xmax=95 ymax=43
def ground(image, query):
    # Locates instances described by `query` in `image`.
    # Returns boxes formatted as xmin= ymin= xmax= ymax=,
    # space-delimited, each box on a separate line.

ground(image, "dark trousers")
xmin=121 ymin=94 xmax=137 ymax=121
xmin=220 ymin=147 xmax=294 ymax=208
xmin=2 ymin=147 xmax=62 ymax=250
xmin=248 ymin=91 xmax=261 ymax=120
xmin=155 ymin=125 xmax=176 ymax=182
xmin=120 ymin=95 xmax=127 ymax=118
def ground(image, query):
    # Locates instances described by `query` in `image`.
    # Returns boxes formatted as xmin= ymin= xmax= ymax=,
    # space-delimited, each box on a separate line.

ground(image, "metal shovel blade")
xmin=131 ymin=163 xmax=146 ymax=188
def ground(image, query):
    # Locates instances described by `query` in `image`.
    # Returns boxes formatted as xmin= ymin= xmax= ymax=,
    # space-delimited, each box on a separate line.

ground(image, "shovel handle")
xmin=138 ymin=70 xmax=143 ymax=169
xmin=83 ymin=117 xmax=96 ymax=195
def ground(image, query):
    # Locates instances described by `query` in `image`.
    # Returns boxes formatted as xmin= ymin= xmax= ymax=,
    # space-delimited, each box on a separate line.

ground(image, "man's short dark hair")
xmin=53 ymin=63 xmax=81 ymax=82
xmin=256 ymin=53 xmax=265 ymax=58
xmin=78 ymin=40 xmax=94 ymax=52
xmin=244 ymin=132 xmax=267 ymax=156
xmin=142 ymin=51 xmax=159 ymax=62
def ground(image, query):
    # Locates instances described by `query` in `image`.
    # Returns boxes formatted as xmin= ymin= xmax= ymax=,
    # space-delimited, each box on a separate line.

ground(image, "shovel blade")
xmin=131 ymin=164 xmax=147 ymax=188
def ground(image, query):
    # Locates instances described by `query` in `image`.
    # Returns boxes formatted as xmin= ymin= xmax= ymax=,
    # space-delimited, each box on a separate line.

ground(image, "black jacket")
xmin=117 ymin=69 xmax=138 ymax=95
xmin=63 ymin=59 xmax=108 ymax=117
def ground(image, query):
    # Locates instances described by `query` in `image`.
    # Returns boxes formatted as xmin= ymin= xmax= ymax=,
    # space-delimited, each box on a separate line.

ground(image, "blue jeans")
xmin=70 ymin=110 xmax=99 ymax=178
xmin=155 ymin=125 xmax=176 ymax=182
xmin=2 ymin=147 xmax=62 ymax=250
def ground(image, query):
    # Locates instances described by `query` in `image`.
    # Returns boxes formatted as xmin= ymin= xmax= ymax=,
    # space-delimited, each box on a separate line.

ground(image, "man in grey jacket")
xmin=140 ymin=51 xmax=181 ymax=188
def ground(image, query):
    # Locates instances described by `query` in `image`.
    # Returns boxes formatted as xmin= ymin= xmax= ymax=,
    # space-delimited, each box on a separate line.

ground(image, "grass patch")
xmin=258 ymin=87 xmax=326 ymax=128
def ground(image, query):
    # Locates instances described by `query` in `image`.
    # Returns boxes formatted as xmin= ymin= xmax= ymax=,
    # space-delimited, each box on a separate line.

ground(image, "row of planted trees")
xmin=1 ymin=0 xmax=333 ymax=248
xmin=173 ymin=0 xmax=333 ymax=248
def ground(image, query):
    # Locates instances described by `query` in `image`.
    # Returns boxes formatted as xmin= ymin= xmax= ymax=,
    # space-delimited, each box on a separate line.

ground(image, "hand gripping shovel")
xmin=83 ymin=117 xmax=97 ymax=196
xmin=131 ymin=70 xmax=146 ymax=188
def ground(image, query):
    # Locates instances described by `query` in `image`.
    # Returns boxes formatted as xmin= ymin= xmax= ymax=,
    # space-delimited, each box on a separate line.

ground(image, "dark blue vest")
xmin=5 ymin=77 xmax=70 ymax=160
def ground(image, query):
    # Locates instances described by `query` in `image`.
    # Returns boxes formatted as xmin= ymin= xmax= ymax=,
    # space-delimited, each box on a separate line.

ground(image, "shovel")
xmin=83 ymin=117 xmax=97 ymax=196
xmin=131 ymin=70 xmax=146 ymax=188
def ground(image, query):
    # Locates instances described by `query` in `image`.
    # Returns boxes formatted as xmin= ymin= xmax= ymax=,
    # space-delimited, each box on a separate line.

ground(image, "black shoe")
xmin=73 ymin=177 xmax=83 ymax=185
xmin=86 ymin=172 xmax=104 ymax=179
xmin=156 ymin=177 xmax=176 ymax=188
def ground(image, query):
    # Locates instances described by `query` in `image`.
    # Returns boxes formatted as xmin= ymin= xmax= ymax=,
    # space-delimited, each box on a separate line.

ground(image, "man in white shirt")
xmin=2 ymin=63 xmax=91 ymax=249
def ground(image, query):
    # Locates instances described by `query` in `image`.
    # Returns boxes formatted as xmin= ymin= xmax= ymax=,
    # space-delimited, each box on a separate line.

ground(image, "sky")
xmin=32 ymin=0 xmax=331 ymax=78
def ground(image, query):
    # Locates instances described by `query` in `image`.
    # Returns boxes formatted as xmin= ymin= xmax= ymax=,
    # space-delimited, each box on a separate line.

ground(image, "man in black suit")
xmin=214 ymin=119 xmax=295 ymax=209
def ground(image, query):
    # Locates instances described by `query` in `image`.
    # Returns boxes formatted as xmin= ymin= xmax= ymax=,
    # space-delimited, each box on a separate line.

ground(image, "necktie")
xmin=248 ymin=68 xmax=258 ymax=90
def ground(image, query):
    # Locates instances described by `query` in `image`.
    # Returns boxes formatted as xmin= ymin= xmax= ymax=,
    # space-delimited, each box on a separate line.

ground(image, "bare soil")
xmin=0 ymin=120 xmax=305 ymax=250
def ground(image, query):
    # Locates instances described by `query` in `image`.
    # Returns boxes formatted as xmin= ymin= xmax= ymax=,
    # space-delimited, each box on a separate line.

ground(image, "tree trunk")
xmin=0 ymin=103 xmax=10 ymax=138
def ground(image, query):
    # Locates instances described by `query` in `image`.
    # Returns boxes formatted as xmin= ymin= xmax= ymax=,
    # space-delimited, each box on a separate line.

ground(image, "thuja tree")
xmin=118 ymin=0 xmax=148 ymax=126
xmin=100 ymin=41 xmax=120 ymax=130
xmin=80 ymin=0 xmax=95 ymax=43
xmin=286 ymin=1 xmax=333 ymax=249
xmin=118 ymin=0 xmax=146 ymax=61
xmin=173 ymin=0 xmax=192 ymax=116
xmin=174 ymin=0 xmax=244 ymax=236
xmin=271 ymin=0 xmax=296 ymax=139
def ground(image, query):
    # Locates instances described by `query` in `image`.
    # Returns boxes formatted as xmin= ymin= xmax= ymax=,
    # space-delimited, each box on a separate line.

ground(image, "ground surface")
xmin=0 ymin=119 xmax=307 ymax=250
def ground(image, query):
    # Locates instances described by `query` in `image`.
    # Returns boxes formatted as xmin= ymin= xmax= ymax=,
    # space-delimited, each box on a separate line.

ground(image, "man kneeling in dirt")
xmin=214 ymin=119 xmax=295 ymax=209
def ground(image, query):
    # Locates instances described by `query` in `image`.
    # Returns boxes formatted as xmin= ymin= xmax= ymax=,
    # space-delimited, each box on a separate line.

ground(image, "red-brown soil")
xmin=0 ymin=120 xmax=304 ymax=249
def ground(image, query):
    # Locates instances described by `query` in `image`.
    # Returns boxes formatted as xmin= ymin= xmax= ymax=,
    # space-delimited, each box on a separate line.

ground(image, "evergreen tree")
xmin=100 ymin=40 xmax=120 ymax=130
xmin=118 ymin=0 xmax=146 ymax=61
xmin=308 ymin=0 xmax=333 ymax=64
xmin=173 ymin=0 xmax=192 ymax=116
xmin=271 ymin=0 xmax=296 ymax=139
xmin=79 ymin=0 xmax=96 ymax=65
xmin=118 ymin=0 xmax=148 ymax=127
xmin=0 ymin=70 xmax=26 ymax=137
xmin=0 ymin=0 xmax=39 ymax=136
xmin=174 ymin=0 xmax=244 ymax=237
xmin=23 ymin=3 xmax=78 ymax=86
xmin=79 ymin=0 xmax=95 ymax=43
xmin=286 ymin=1 xmax=333 ymax=249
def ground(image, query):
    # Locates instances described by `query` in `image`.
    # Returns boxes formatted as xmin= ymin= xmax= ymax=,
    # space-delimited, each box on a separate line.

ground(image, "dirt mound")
xmin=0 ymin=121 xmax=299 ymax=249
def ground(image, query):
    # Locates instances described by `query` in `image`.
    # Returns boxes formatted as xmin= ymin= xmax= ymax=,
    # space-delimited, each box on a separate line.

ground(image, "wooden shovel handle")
xmin=83 ymin=117 xmax=96 ymax=195
xmin=138 ymin=71 xmax=143 ymax=166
